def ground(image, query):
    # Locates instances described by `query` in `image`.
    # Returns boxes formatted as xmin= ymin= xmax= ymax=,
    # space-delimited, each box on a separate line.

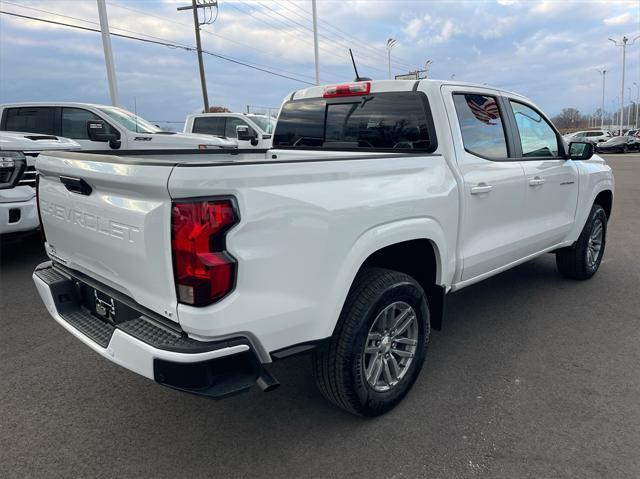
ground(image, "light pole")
xmin=311 ymin=0 xmax=320 ymax=85
xmin=609 ymin=35 xmax=640 ymax=134
xmin=386 ymin=38 xmax=397 ymax=80
xmin=423 ymin=60 xmax=432 ymax=79
xmin=628 ymin=87 xmax=633 ymax=128
xmin=597 ymin=69 xmax=607 ymax=129
xmin=634 ymin=82 xmax=639 ymax=128
xmin=96 ymin=0 xmax=118 ymax=106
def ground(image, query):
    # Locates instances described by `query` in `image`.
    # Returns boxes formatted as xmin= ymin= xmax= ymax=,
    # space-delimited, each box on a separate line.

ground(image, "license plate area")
xmin=77 ymin=282 xmax=142 ymax=325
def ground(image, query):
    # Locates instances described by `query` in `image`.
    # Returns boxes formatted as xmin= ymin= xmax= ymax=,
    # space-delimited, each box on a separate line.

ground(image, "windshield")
xmin=97 ymin=107 xmax=162 ymax=133
xmin=250 ymin=116 xmax=276 ymax=134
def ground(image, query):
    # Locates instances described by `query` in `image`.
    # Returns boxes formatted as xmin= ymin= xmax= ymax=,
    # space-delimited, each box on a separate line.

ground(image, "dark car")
xmin=596 ymin=135 xmax=640 ymax=153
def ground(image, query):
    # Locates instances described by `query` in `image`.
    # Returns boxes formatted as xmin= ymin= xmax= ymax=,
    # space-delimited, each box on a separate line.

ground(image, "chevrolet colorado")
xmin=32 ymin=80 xmax=614 ymax=416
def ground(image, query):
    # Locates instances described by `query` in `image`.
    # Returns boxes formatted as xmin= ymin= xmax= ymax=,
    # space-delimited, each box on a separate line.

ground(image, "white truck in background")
xmin=183 ymin=112 xmax=276 ymax=149
xmin=0 ymin=131 xmax=80 ymax=236
xmin=32 ymin=80 xmax=613 ymax=416
xmin=0 ymin=103 xmax=236 ymax=151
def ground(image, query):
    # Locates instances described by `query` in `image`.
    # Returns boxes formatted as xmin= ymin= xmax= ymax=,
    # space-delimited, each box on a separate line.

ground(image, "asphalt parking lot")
xmin=1 ymin=154 xmax=639 ymax=479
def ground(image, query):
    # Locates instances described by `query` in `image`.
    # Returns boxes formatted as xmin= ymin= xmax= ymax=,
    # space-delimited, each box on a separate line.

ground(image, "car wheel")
xmin=313 ymin=268 xmax=430 ymax=416
xmin=556 ymin=204 xmax=607 ymax=280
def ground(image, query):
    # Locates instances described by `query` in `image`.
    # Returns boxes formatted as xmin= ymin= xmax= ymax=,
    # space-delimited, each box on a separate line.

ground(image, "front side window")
xmin=273 ymin=92 xmax=434 ymax=151
xmin=510 ymin=101 xmax=559 ymax=157
xmin=62 ymin=108 xmax=117 ymax=139
xmin=453 ymin=93 xmax=507 ymax=159
xmin=4 ymin=107 xmax=56 ymax=135
xmin=225 ymin=117 xmax=253 ymax=138
xmin=192 ymin=116 xmax=225 ymax=136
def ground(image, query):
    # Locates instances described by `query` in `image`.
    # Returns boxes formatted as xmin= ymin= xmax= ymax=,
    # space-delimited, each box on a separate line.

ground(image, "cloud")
xmin=603 ymin=12 xmax=635 ymax=25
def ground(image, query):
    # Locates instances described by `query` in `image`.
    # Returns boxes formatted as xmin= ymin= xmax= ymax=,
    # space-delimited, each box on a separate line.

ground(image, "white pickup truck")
xmin=184 ymin=112 xmax=275 ymax=149
xmin=32 ymin=80 xmax=614 ymax=416
xmin=0 ymin=103 xmax=236 ymax=151
xmin=0 ymin=131 xmax=80 ymax=236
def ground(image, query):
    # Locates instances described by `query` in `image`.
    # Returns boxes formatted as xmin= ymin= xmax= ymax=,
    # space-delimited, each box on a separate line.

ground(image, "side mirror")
xmin=236 ymin=125 xmax=259 ymax=146
xmin=568 ymin=141 xmax=594 ymax=161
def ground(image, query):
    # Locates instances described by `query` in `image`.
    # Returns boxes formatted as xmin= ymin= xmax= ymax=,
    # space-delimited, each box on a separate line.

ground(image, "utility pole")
xmin=178 ymin=0 xmax=218 ymax=112
xmin=96 ymin=0 xmax=118 ymax=106
xmin=386 ymin=38 xmax=397 ymax=80
xmin=609 ymin=35 xmax=640 ymax=134
xmin=597 ymin=69 xmax=607 ymax=129
xmin=311 ymin=0 xmax=320 ymax=85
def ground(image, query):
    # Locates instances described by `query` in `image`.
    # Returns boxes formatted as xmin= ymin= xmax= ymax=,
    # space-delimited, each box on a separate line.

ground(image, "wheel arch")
xmin=323 ymin=218 xmax=450 ymax=340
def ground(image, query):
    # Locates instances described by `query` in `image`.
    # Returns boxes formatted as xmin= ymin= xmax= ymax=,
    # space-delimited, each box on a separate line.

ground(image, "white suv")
xmin=563 ymin=130 xmax=611 ymax=143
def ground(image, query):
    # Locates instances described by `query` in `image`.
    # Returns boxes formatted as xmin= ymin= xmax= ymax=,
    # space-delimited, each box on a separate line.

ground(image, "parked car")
xmin=563 ymin=130 xmax=611 ymax=143
xmin=32 ymin=80 xmax=613 ymax=416
xmin=0 ymin=131 xmax=79 ymax=236
xmin=596 ymin=135 xmax=640 ymax=153
xmin=0 ymin=103 xmax=236 ymax=150
xmin=625 ymin=129 xmax=640 ymax=137
xmin=184 ymin=112 xmax=276 ymax=148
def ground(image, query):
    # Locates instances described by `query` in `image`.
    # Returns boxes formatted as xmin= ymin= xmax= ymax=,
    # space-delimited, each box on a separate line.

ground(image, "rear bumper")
xmin=0 ymin=196 xmax=38 ymax=235
xmin=33 ymin=262 xmax=277 ymax=398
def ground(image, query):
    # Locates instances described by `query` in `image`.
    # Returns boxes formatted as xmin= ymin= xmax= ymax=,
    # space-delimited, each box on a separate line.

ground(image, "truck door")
xmin=443 ymin=86 xmax=531 ymax=281
xmin=505 ymin=100 xmax=579 ymax=250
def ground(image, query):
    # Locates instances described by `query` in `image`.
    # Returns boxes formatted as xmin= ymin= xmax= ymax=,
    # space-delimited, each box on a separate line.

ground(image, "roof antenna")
xmin=349 ymin=48 xmax=371 ymax=82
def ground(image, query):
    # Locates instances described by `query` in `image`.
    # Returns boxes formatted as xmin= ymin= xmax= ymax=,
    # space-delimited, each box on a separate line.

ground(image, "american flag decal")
xmin=466 ymin=95 xmax=500 ymax=125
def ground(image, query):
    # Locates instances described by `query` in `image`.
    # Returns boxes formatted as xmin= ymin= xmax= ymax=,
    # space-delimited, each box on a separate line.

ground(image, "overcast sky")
xmin=1 ymin=0 xmax=639 ymax=128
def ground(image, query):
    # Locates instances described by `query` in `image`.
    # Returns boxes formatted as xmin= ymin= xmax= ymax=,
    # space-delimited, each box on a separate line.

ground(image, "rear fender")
xmin=321 ymin=217 xmax=449 ymax=339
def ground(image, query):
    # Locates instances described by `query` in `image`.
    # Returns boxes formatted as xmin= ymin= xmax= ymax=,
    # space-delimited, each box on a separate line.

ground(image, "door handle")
xmin=528 ymin=176 xmax=545 ymax=186
xmin=470 ymin=183 xmax=493 ymax=195
xmin=60 ymin=176 xmax=92 ymax=196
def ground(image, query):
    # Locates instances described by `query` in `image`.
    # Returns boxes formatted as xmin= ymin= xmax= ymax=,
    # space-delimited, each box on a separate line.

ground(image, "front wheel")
xmin=313 ymin=268 xmax=430 ymax=416
xmin=556 ymin=204 xmax=607 ymax=280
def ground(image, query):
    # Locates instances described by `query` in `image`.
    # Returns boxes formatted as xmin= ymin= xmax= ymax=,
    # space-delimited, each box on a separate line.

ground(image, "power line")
xmin=4 ymin=0 xmax=320 ymax=81
xmin=0 ymin=10 xmax=315 ymax=85
xmin=281 ymin=0 xmax=416 ymax=69
xmin=107 ymin=0 xmax=318 ymax=80
xmin=229 ymin=0 xmax=389 ymax=77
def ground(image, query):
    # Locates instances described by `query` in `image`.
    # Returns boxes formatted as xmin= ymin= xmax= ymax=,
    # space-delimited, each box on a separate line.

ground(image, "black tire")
xmin=313 ymin=268 xmax=430 ymax=416
xmin=556 ymin=204 xmax=607 ymax=280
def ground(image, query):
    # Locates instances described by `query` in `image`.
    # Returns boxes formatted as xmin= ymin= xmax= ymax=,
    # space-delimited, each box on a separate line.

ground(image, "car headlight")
xmin=0 ymin=150 xmax=27 ymax=189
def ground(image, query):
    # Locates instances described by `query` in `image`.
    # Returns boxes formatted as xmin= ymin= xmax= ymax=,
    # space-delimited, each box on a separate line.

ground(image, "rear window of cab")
xmin=273 ymin=92 xmax=437 ymax=152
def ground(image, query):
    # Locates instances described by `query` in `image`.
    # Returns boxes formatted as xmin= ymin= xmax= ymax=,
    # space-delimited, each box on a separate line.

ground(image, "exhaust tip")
xmin=256 ymin=371 xmax=280 ymax=392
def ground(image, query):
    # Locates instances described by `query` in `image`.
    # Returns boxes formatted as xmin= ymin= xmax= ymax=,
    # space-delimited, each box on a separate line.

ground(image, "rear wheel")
xmin=313 ymin=268 xmax=430 ymax=416
xmin=556 ymin=204 xmax=607 ymax=280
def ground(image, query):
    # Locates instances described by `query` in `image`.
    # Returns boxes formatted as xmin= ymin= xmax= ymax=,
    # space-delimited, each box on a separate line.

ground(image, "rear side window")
xmin=192 ymin=117 xmax=225 ymax=136
xmin=3 ymin=107 xmax=56 ymax=135
xmin=273 ymin=92 xmax=435 ymax=151
xmin=586 ymin=131 xmax=602 ymax=137
xmin=453 ymin=93 xmax=508 ymax=159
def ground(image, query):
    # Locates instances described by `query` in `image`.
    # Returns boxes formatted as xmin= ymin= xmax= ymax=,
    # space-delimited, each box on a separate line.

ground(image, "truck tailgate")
xmin=36 ymin=152 xmax=178 ymax=322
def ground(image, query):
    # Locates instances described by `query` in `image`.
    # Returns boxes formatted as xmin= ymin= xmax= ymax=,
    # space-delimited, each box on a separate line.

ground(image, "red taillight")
xmin=323 ymin=81 xmax=371 ymax=98
xmin=171 ymin=198 xmax=238 ymax=306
